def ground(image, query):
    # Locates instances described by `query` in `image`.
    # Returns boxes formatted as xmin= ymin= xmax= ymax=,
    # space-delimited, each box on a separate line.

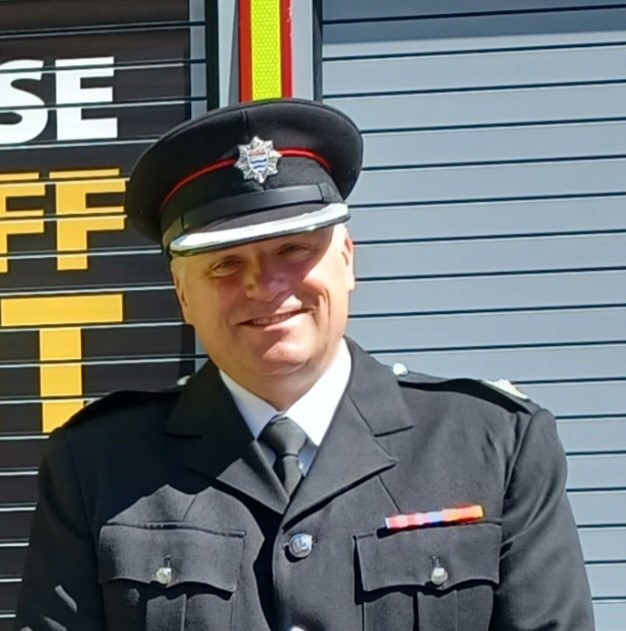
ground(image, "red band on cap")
xmin=160 ymin=158 xmax=236 ymax=210
xmin=160 ymin=149 xmax=332 ymax=212
xmin=281 ymin=149 xmax=331 ymax=172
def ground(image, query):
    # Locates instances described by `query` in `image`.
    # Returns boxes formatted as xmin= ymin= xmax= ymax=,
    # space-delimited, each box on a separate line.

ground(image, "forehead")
xmin=189 ymin=225 xmax=340 ymax=261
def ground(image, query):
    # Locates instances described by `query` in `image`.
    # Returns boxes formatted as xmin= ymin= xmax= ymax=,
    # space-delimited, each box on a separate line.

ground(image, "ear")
xmin=341 ymin=229 xmax=356 ymax=292
xmin=170 ymin=261 xmax=192 ymax=323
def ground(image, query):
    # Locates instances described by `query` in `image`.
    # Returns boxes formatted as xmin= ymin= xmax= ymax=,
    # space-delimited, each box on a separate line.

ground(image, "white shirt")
xmin=219 ymin=339 xmax=352 ymax=475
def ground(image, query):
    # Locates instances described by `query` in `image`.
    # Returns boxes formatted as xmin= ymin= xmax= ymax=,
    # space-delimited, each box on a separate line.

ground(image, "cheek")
xmin=304 ymin=270 xmax=350 ymax=314
xmin=181 ymin=285 xmax=229 ymax=331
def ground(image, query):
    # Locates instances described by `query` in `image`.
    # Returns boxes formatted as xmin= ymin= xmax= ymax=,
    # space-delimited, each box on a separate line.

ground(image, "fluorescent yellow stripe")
xmin=1 ymin=294 xmax=123 ymax=326
xmin=251 ymin=0 xmax=282 ymax=100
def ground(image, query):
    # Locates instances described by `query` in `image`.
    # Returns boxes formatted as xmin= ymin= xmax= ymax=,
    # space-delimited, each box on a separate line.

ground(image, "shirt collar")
xmin=220 ymin=339 xmax=352 ymax=446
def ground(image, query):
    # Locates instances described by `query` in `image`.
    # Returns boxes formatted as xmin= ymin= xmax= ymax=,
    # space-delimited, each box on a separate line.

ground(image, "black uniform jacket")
xmin=15 ymin=340 xmax=594 ymax=630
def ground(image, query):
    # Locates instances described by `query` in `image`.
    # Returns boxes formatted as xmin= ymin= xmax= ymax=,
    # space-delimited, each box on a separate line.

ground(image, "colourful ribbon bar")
xmin=385 ymin=504 xmax=484 ymax=531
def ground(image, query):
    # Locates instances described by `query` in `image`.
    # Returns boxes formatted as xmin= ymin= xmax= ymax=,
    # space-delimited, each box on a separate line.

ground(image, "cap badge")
xmin=235 ymin=136 xmax=282 ymax=184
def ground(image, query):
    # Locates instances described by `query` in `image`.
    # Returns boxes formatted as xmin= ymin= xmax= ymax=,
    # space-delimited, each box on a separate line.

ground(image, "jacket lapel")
xmin=285 ymin=341 xmax=414 ymax=522
xmin=163 ymin=361 xmax=289 ymax=514
xmin=162 ymin=342 xmax=414 ymax=520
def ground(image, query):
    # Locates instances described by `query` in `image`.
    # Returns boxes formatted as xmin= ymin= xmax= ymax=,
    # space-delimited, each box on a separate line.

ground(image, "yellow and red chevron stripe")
xmin=239 ymin=0 xmax=293 ymax=101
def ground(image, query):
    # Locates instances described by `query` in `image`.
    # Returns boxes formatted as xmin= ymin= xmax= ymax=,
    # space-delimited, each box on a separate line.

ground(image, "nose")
xmin=244 ymin=259 xmax=289 ymax=302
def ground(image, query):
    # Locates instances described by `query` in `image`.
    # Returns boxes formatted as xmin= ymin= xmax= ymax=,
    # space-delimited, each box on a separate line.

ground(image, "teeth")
xmin=251 ymin=312 xmax=296 ymax=326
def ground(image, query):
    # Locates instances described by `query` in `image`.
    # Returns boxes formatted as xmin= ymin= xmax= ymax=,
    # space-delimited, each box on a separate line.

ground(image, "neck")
xmin=222 ymin=343 xmax=346 ymax=411
xmin=241 ymin=360 xmax=334 ymax=411
xmin=251 ymin=381 xmax=311 ymax=411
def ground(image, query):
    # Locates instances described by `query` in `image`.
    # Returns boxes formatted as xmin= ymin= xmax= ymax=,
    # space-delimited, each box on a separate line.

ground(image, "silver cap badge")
xmin=235 ymin=136 xmax=282 ymax=183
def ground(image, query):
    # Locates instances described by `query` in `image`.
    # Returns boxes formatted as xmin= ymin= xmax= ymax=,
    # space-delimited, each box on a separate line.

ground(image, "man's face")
xmin=171 ymin=224 xmax=355 ymax=390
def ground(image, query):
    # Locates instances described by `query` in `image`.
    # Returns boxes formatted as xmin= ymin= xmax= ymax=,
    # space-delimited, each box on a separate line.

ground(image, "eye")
xmin=278 ymin=242 xmax=314 ymax=261
xmin=208 ymin=257 xmax=242 ymax=277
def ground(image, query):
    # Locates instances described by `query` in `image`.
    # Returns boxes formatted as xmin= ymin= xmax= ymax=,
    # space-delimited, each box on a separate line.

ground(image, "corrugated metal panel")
xmin=325 ymin=46 xmax=626 ymax=93
xmin=325 ymin=8 xmax=626 ymax=55
xmin=353 ymin=162 xmax=626 ymax=204
xmin=351 ymin=271 xmax=626 ymax=314
xmin=323 ymin=1 xmax=626 ymax=628
xmin=0 ymin=0 xmax=214 ymax=622
xmin=333 ymin=83 xmax=626 ymax=129
xmin=353 ymin=235 xmax=625 ymax=277
xmin=372 ymin=346 xmax=626 ymax=382
xmin=349 ymin=308 xmax=626 ymax=348
xmin=559 ymin=418 xmax=626 ymax=452
xmin=351 ymin=197 xmax=626 ymax=240
xmin=324 ymin=0 xmax=626 ymax=20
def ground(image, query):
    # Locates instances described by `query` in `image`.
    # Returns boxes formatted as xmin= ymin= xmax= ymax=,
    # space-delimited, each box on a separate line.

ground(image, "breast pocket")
xmin=355 ymin=522 xmax=501 ymax=631
xmin=98 ymin=522 xmax=245 ymax=631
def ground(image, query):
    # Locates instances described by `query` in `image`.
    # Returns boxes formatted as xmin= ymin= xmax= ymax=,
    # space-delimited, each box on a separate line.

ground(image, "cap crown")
xmin=125 ymin=98 xmax=363 ymax=253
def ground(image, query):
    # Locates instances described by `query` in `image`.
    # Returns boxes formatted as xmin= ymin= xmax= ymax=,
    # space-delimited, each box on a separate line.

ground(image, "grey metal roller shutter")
xmin=323 ymin=1 xmax=626 ymax=628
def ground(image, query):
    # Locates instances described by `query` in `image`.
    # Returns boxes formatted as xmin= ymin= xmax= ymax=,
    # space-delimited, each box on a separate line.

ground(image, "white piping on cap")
xmin=169 ymin=202 xmax=349 ymax=255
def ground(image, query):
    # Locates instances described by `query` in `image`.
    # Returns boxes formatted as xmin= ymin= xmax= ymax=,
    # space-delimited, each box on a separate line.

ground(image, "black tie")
xmin=260 ymin=416 xmax=307 ymax=496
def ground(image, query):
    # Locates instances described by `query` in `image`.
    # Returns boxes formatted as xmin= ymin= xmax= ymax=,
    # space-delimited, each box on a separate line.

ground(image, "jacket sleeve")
xmin=490 ymin=408 xmax=595 ymax=630
xmin=14 ymin=428 xmax=105 ymax=630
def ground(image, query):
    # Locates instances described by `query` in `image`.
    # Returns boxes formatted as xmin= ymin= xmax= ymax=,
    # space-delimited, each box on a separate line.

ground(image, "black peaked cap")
xmin=124 ymin=98 xmax=363 ymax=255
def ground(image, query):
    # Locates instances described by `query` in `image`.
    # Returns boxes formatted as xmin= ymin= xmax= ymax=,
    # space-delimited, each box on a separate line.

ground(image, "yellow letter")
xmin=51 ymin=168 xmax=126 ymax=271
xmin=1 ymin=293 xmax=124 ymax=432
xmin=0 ymin=172 xmax=45 ymax=273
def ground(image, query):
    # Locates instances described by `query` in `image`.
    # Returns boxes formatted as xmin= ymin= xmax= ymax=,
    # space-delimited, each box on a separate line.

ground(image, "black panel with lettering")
xmin=0 ymin=0 xmax=189 ymax=31
xmin=0 ymin=6 xmax=217 ymax=622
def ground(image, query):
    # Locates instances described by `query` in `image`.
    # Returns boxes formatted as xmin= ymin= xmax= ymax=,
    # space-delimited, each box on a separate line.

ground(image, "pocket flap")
xmin=98 ymin=523 xmax=245 ymax=593
xmin=356 ymin=522 xmax=501 ymax=592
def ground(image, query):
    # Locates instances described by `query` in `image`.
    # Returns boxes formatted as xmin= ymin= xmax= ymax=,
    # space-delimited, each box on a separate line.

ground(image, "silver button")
xmin=155 ymin=565 xmax=172 ymax=586
xmin=392 ymin=362 xmax=409 ymax=376
xmin=288 ymin=533 xmax=314 ymax=558
xmin=430 ymin=565 xmax=448 ymax=586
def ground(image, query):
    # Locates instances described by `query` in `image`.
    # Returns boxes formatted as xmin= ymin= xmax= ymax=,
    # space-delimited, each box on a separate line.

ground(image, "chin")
xmin=256 ymin=350 xmax=310 ymax=373
xmin=253 ymin=341 xmax=316 ymax=374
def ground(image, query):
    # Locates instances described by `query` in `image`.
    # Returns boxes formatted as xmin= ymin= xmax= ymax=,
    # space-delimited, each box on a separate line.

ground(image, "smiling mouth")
xmin=243 ymin=310 xmax=305 ymax=326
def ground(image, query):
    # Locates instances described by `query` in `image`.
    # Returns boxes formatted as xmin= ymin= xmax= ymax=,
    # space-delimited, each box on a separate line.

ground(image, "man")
xmin=15 ymin=99 xmax=594 ymax=630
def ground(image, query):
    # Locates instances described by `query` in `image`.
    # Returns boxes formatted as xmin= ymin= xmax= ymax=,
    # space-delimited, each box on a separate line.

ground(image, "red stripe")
xmin=160 ymin=159 xmax=236 ymax=210
xmin=280 ymin=0 xmax=293 ymax=97
xmin=160 ymin=148 xmax=332 ymax=211
xmin=281 ymin=148 xmax=330 ymax=172
xmin=238 ymin=0 xmax=253 ymax=102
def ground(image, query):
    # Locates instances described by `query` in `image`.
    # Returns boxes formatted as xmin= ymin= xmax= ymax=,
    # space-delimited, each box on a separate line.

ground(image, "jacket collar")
xmin=344 ymin=337 xmax=414 ymax=436
xmin=162 ymin=340 xmax=414 ymax=516
xmin=163 ymin=360 xmax=289 ymax=513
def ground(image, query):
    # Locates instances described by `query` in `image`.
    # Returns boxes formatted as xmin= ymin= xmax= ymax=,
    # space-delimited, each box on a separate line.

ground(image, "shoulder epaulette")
xmin=393 ymin=365 xmax=539 ymax=415
xmin=64 ymin=388 xmax=181 ymax=428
